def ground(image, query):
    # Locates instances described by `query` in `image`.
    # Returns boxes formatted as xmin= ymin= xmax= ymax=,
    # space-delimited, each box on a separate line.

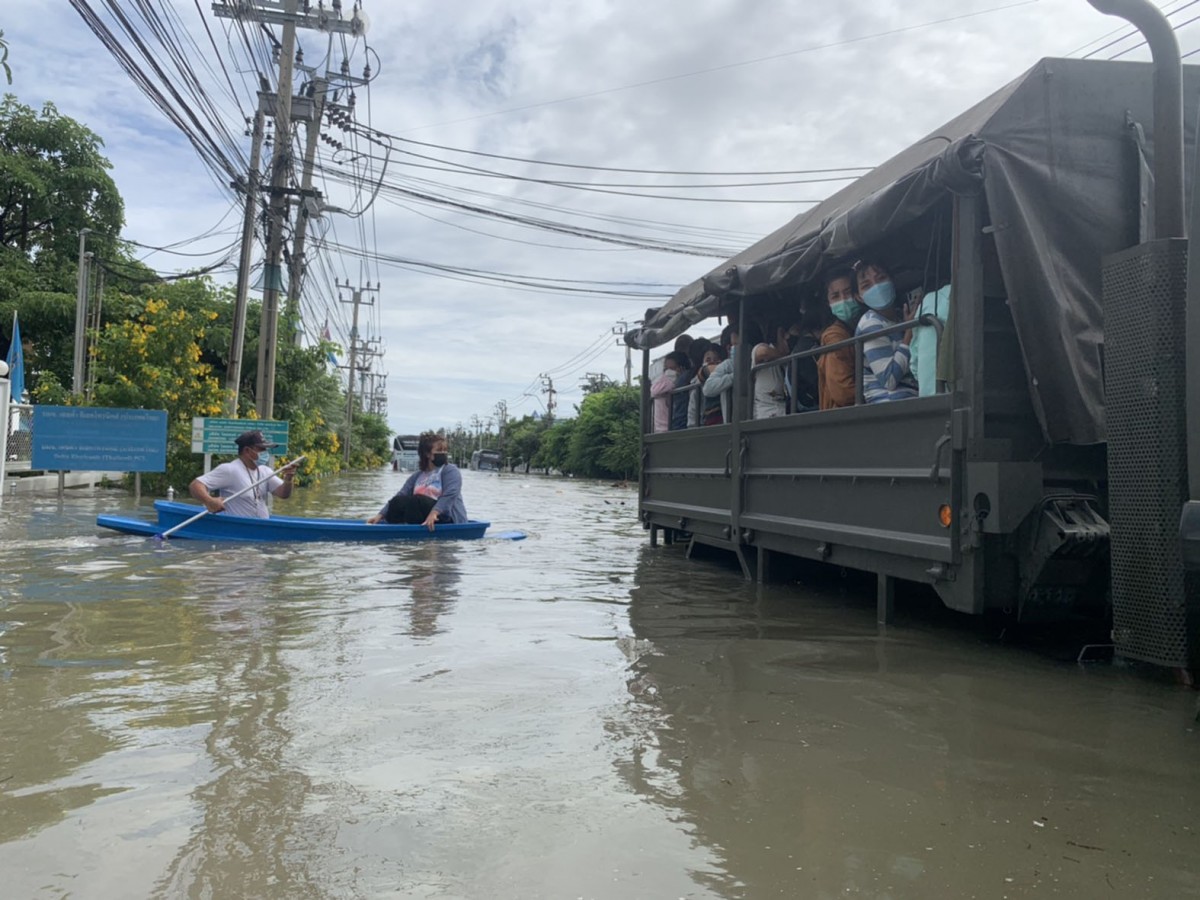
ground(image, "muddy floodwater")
xmin=0 ymin=469 xmax=1197 ymax=899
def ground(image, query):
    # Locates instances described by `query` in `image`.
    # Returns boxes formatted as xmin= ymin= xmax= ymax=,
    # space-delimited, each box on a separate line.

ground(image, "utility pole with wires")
xmin=339 ymin=280 xmax=378 ymax=462
xmin=582 ymin=372 xmax=612 ymax=394
xmin=212 ymin=0 xmax=366 ymax=420
xmin=72 ymin=228 xmax=92 ymax=397
xmin=355 ymin=340 xmax=383 ymax=414
xmin=85 ymin=267 xmax=105 ymax=402
xmin=286 ymin=55 xmax=370 ymax=342
xmin=225 ymin=92 xmax=267 ymax=415
xmin=285 ymin=71 xmax=327 ymax=342
xmin=494 ymin=400 xmax=507 ymax=446
xmin=613 ymin=321 xmax=633 ymax=387
xmin=540 ymin=374 xmax=556 ymax=421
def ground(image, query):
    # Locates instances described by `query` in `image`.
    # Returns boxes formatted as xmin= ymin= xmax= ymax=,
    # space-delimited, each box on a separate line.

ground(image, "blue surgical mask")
xmin=728 ymin=345 xmax=736 ymax=360
xmin=830 ymin=299 xmax=859 ymax=324
xmin=861 ymin=281 xmax=896 ymax=310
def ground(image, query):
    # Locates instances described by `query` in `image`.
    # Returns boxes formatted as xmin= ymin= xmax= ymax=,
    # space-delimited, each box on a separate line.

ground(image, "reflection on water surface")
xmin=0 ymin=470 xmax=1196 ymax=898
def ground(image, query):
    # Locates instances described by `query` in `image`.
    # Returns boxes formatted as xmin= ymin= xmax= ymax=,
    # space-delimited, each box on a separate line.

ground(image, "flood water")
xmin=0 ymin=469 xmax=1197 ymax=899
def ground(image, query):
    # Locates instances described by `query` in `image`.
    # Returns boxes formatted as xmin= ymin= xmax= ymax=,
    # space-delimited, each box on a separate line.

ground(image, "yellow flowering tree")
xmin=90 ymin=296 xmax=228 ymax=493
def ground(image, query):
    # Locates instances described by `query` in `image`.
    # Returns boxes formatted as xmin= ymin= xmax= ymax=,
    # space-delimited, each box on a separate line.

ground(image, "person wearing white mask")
xmin=853 ymin=260 xmax=918 ymax=403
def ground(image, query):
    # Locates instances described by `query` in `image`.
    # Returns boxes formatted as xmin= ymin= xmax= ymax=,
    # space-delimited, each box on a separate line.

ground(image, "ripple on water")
xmin=3 ymin=471 xmax=1198 ymax=900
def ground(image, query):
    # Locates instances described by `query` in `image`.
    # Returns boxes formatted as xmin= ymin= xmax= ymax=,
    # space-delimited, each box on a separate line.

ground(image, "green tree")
xmin=600 ymin=413 xmax=640 ymax=481
xmin=346 ymin=410 xmax=390 ymax=468
xmin=0 ymin=96 xmax=124 ymax=263
xmin=86 ymin=296 xmax=227 ymax=493
xmin=505 ymin=414 xmax=546 ymax=473
xmin=273 ymin=339 xmax=347 ymax=474
xmin=566 ymin=384 xmax=640 ymax=478
xmin=533 ymin=418 xmax=575 ymax=474
xmin=445 ymin=422 xmax=472 ymax=467
xmin=0 ymin=97 xmax=393 ymax=487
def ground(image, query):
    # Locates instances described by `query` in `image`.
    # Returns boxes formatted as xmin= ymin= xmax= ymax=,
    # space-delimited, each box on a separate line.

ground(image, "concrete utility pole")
xmin=286 ymin=75 xmax=327 ymax=339
xmin=352 ymin=340 xmax=383 ymax=418
xmin=613 ymin=321 xmax=632 ymax=387
xmin=583 ymin=372 xmax=611 ymax=394
xmin=255 ymin=7 xmax=297 ymax=421
xmin=225 ymin=97 xmax=267 ymax=415
xmin=367 ymin=368 xmax=388 ymax=417
xmin=540 ymin=374 xmax=556 ymax=421
xmin=86 ymin=267 xmax=106 ymax=402
xmin=494 ymin=400 xmax=507 ymax=442
xmin=73 ymin=228 xmax=92 ymax=396
xmin=213 ymin=0 xmax=366 ymax=420
xmin=340 ymin=281 xmax=378 ymax=462
xmin=287 ymin=59 xmax=371 ymax=344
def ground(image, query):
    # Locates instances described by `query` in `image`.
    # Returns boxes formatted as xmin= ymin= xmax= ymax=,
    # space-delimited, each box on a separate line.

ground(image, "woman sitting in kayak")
xmin=367 ymin=432 xmax=467 ymax=530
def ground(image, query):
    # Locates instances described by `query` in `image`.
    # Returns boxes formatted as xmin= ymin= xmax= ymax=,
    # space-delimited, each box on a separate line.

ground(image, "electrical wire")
xmin=1107 ymin=11 xmax=1200 ymax=60
xmin=373 ymin=132 xmax=873 ymax=177
xmin=1077 ymin=0 xmax=1198 ymax=58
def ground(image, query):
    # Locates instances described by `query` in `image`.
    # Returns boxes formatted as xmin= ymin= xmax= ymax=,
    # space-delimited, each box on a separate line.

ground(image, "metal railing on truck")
xmin=653 ymin=314 xmax=944 ymax=433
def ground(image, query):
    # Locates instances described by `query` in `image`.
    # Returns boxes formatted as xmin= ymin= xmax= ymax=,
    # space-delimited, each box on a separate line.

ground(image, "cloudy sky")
xmin=4 ymin=0 xmax=1197 ymax=436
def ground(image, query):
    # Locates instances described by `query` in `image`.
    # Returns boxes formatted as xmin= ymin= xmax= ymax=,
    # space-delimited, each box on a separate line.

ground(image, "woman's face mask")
xmin=432 ymin=451 xmax=448 ymax=467
xmin=829 ymin=299 xmax=859 ymax=323
xmin=861 ymin=280 xmax=896 ymax=310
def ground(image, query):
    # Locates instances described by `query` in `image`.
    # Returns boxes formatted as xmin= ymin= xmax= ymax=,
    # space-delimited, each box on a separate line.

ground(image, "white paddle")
xmin=155 ymin=455 xmax=307 ymax=540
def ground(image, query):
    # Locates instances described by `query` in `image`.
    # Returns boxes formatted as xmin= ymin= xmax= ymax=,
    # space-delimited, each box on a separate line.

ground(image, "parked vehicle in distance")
xmin=470 ymin=449 xmax=504 ymax=472
xmin=392 ymin=435 xmax=421 ymax=471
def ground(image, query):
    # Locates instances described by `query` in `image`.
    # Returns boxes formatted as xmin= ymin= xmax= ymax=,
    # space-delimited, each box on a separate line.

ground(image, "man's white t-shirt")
xmin=195 ymin=459 xmax=282 ymax=518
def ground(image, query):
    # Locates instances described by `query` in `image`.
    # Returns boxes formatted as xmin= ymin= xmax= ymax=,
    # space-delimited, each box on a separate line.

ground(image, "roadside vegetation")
xmin=0 ymin=95 xmax=389 ymax=493
xmin=446 ymin=381 xmax=642 ymax=481
xmin=0 ymin=95 xmax=642 ymax=489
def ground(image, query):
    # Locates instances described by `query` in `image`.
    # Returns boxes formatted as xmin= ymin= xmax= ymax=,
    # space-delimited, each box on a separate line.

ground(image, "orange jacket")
xmin=817 ymin=320 xmax=856 ymax=409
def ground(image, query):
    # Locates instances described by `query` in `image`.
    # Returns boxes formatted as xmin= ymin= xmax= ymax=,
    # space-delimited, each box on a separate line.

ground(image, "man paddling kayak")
xmin=188 ymin=429 xmax=295 ymax=519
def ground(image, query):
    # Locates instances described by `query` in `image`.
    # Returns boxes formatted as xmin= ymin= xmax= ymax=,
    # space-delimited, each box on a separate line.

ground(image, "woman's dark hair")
xmin=664 ymin=350 xmax=690 ymax=370
xmin=852 ymin=259 xmax=890 ymax=296
xmin=688 ymin=337 xmax=711 ymax=369
xmin=418 ymin=431 xmax=443 ymax=471
xmin=824 ymin=265 xmax=856 ymax=294
xmin=800 ymin=300 xmax=834 ymax=334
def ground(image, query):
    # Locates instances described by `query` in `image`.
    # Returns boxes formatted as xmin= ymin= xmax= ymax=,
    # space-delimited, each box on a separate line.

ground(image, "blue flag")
xmin=5 ymin=312 xmax=24 ymax=402
xmin=321 ymin=319 xmax=338 ymax=368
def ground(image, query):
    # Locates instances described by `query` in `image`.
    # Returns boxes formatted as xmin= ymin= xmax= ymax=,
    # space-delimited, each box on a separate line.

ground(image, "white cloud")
xmin=3 ymin=0 xmax=1184 ymax=434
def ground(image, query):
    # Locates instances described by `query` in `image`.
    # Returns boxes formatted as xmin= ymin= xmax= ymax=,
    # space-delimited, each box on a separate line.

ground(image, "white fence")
xmin=5 ymin=403 xmax=33 ymax=471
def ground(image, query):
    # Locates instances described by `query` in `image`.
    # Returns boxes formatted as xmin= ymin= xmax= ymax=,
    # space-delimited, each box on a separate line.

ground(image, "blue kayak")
xmin=97 ymin=499 xmax=493 ymax=543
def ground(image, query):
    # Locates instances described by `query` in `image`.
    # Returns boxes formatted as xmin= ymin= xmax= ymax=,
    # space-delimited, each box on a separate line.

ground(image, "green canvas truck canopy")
xmin=628 ymin=58 xmax=1200 ymax=445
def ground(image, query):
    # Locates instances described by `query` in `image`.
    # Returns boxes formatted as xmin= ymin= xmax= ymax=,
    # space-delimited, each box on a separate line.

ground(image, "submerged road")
xmin=0 ymin=469 xmax=1196 ymax=898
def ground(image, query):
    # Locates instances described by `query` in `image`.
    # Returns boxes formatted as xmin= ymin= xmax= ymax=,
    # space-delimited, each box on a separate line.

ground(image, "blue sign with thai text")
xmin=32 ymin=407 xmax=168 ymax=472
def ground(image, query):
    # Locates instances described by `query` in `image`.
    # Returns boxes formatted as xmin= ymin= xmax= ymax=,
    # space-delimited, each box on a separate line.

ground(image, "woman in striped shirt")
xmin=853 ymin=260 xmax=918 ymax=404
